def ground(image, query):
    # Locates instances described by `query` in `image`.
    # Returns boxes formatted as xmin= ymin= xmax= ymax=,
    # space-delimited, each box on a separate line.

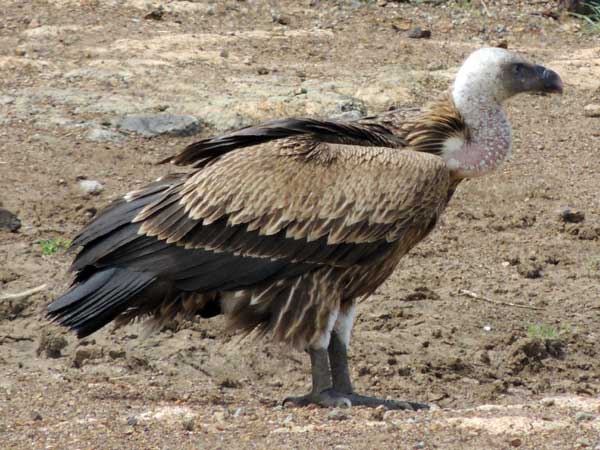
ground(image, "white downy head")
xmin=442 ymin=47 xmax=562 ymax=178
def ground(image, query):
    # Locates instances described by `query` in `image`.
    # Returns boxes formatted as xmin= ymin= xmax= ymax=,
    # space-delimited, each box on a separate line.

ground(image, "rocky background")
xmin=1 ymin=1 xmax=599 ymax=449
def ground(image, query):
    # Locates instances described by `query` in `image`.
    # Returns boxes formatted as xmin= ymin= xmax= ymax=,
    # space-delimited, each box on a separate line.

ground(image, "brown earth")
xmin=1 ymin=1 xmax=599 ymax=449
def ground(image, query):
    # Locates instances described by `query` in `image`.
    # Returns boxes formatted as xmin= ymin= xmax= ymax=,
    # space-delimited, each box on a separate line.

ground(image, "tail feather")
xmin=48 ymin=268 xmax=156 ymax=337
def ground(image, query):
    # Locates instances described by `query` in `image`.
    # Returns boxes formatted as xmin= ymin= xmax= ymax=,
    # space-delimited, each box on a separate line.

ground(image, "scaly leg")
xmin=328 ymin=331 xmax=429 ymax=410
xmin=283 ymin=347 xmax=351 ymax=408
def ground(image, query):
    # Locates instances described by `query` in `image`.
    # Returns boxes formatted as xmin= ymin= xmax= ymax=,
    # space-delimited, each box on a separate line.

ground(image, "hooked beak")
xmin=533 ymin=65 xmax=563 ymax=95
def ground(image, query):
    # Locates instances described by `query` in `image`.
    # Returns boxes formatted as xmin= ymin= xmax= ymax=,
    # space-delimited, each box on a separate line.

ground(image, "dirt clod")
xmin=558 ymin=207 xmax=585 ymax=223
xmin=0 ymin=208 xmax=21 ymax=232
xmin=72 ymin=346 xmax=104 ymax=368
xmin=36 ymin=330 xmax=68 ymax=359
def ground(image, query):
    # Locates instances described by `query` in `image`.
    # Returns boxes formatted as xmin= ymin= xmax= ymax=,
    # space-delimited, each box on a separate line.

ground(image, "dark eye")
xmin=512 ymin=63 xmax=525 ymax=75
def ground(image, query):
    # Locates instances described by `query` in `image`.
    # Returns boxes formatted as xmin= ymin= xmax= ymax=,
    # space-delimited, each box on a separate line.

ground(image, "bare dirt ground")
xmin=1 ymin=0 xmax=599 ymax=448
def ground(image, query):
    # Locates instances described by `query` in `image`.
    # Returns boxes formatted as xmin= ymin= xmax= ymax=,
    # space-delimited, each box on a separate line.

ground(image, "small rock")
xmin=78 ymin=180 xmax=104 ymax=195
xmin=408 ymin=27 xmax=431 ymax=39
xmin=32 ymin=412 xmax=43 ymax=421
xmin=112 ymin=114 xmax=201 ymax=138
xmin=575 ymin=411 xmax=596 ymax=421
xmin=182 ymin=417 xmax=195 ymax=431
xmin=144 ymin=6 xmax=165 ymax=21
xmin=220 ymin=49 xmax=229 ymax=58
xmin=257 ymin=67 xmax=269 ymax=75
xmin=84 ymin=207 xmax=97 ymax=219
xmin=510 ymin=438 xmax=522 ymax=447
xmin=233 ymin=407 xmax=245 ymax=418
xmin=584 ymin=104 xmax=600 ymax=117
xmin=413 ymin=443 xmax=426 ymax=450
xmin=558 ymin=207 xmax=585 ymax=223
xmin=127 ymin=416 xmax=138 ymax=427
xmin=541 ymin=398 xmax=555 ymax=407
xmin=327 ymin=409 xmax=349 ymax=421
xmin=86 ymin=128 xmax=125 ymax=143
xmin=0 ymin=208 xmax=21 ymax=232
xmin=272 ymin=13 xmax=291 ymax=25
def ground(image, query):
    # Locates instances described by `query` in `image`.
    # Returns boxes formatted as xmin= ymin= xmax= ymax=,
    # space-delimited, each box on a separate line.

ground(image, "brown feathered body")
xmin=48 ymin=95 xmax=467 ymax=348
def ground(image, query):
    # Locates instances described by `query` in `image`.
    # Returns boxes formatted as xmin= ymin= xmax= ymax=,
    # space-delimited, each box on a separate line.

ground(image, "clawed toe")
xmin=283 ymin=389 xmax=351 ymax=409
xmin=345 ymin=393 xmax=429 ymax=410
xmin=283 ymin=390 xmax=427 ymax=410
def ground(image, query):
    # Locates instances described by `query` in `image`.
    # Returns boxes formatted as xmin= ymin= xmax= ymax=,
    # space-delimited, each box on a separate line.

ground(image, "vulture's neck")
xmin=443 ymin=89 xmax=512 ymax=179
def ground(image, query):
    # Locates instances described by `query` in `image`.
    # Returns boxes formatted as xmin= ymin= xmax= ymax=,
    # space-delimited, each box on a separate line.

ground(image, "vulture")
xmin=48 ymin=48 xmax=562 ymax=410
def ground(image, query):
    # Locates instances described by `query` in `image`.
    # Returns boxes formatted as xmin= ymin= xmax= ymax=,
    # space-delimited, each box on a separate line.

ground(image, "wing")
xmin=137 ymin=139 xmax=448 ymax=273
xmin=159 ymin=117 xmax=406 ymax=168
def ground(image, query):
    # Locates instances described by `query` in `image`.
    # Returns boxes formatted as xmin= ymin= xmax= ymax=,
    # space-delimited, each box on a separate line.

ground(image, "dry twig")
xmin=480 ymin=0 xmax=491 ymax=17
xmin=0 ymin=284 xmax=47 ymax=301
xmin=458 ymin=289 xmax=543 ymax=311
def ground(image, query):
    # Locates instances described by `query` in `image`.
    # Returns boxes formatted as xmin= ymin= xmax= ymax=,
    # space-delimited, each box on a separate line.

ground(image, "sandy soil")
xmin=1 ymin=1 xmax=599 ymax=449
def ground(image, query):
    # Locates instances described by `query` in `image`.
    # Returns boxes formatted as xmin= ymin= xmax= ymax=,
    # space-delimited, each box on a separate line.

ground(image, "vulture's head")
xmin=438 ymin=48 xmax=562 ymax=179
xmin=452 ymin=47 xmax=563 ymax=107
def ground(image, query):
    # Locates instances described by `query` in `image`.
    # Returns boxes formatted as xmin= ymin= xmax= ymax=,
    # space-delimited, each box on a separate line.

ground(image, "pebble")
xmin=127 ymin=416 xmax=138 ymax=426
xmin=32 ymin=412 xmax=43 ymax=421
xmin=583 ymin=104 xmax=600 ymax=118
xmin=86 ymin=127 xmax=125 ymax=143
xmin=144 ymin=6 xmax=165 ymax=21
xmin=327 ymin=409 xmax=349 ymax=421
xmin=558 ymin=207 xmax=585 ymax=223
xmin=182 ymin=417 xmax=195 ymax=431
xmin=257 ymin=67 xmax=270 ymax=75
xmin=233 ymin=407 xmax=245 ymax=418
xmin=78 ymin=179 xmax=104 ymax=195
xmin=272 ymin=13 xmax=291 ymax=25
xmin=408 ymin=27 xmax=431 ymax=39
xmin=413 ymin=442 xmax=426 ymax=449
xmin=509 ymin=438 xmax=522 ymax=447
xmin=540 ymin=398 xmax=555 ymax=407
xmin=575 ymin=411 xmax=596 ymax=421
xmin=112 ymin=114 xmax=201 ymax=138
xmin=0 ymin=208 xmax=21 ymax=232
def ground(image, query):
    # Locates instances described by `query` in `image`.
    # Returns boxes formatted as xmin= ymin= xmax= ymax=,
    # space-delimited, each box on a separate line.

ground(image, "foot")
xmin=345 ymin=393 xmax=429 ymax=410
xmin=283 ymin=389 xmax=351 ymax=408
xmin=283 ymin=389 xmax=428 ymax=410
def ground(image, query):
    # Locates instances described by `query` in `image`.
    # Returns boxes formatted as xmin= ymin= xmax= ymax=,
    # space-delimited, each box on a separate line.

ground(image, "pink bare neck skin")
xmin=445 ymin=94 xmax=513 ymax=179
